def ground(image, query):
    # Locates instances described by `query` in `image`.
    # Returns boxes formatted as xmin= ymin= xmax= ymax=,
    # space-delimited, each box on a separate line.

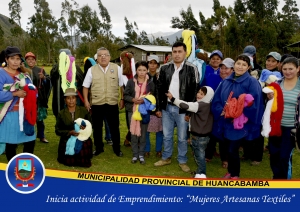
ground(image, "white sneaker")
xmin=195 ymin=174 xmax=206 ymax=178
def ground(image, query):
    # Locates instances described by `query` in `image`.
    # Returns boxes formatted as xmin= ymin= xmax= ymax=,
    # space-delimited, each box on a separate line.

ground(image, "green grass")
xmin=1 ymin=66 xmax=300 ymax=179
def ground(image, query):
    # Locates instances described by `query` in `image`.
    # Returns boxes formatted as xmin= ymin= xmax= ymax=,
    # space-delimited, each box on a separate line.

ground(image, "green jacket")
xmin=55 ymin=106 xmax=91 ymax=142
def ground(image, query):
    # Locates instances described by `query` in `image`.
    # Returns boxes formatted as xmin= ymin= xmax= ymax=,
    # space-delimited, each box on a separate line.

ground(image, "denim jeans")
xmin=191 ymin=135 xmax=209 ymax=175
xmin=162 ymin=104 xmax=188 ymax=164
xmin=145 ymin=131 xmax=163 ymax=152
xmin=104 ymin=117 xmax=111 ymax=141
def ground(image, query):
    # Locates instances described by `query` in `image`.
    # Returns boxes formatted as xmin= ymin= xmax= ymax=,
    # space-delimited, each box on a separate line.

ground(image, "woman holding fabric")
xmin=124 ymin=61 xmax=155 ymax=164
xmin=211 ymin=54 xmax=264 ymax=179
xmin=55 ymin=88 xmax=93 ymax=167
xmin=0 ymin=46 xmax=36 ymax=161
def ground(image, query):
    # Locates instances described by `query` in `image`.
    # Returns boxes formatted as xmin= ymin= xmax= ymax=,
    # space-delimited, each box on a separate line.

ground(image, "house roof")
xmin=284 ymin=41 xmax=300 ymax=48
xmin=119 ymin=44 xmax=172 ymax=52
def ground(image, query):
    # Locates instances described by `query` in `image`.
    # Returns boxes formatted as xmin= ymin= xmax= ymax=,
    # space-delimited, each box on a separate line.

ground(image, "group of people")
xmin=0 ymin=42 xmax=299 ymax=180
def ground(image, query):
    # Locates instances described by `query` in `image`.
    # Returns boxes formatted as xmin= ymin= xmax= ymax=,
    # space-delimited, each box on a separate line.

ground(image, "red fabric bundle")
xmin=23 ymin=84 xmax=37 ymax=125
xmin=269 ymin=82 xmax=284 ymax=136
xmin=225 ymin=94 xmax=246 ymax=119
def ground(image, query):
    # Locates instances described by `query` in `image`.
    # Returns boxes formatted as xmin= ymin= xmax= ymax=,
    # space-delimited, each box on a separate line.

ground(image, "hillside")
xmin=0 ymin=14 xmax=13 ymax=37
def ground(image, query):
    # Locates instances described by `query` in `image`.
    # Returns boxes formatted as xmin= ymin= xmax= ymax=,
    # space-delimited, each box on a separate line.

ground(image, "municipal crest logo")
xmin=6 ymin=153 xmax=45 ymax=194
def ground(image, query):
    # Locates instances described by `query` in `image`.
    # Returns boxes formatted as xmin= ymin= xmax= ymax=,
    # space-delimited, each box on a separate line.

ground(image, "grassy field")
xmin=1 ymin=66 xmax=300 ymax=179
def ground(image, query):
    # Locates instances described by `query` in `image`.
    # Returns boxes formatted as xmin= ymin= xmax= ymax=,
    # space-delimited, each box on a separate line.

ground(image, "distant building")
xmin=116 ymin=44 xmax=172 ymax=63
xmin=283 ymin=41 xmax=300 ymax=58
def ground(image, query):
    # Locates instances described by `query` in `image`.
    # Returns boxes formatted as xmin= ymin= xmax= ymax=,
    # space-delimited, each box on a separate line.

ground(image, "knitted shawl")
xmin=130 ymin=76 xmax=148 ymax=136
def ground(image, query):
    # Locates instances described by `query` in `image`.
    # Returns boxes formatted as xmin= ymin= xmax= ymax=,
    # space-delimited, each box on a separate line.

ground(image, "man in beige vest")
xmin=83 ymin=47 xmax=124 ymax=157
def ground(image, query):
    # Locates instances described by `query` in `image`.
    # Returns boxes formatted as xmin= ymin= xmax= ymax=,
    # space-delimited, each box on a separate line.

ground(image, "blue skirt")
xmin=0 ymin=111 xmax=36 ymax=144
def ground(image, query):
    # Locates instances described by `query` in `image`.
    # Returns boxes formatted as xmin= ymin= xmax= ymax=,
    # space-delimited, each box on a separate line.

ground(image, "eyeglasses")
xmin=98 ymin=54 xmax=110 ymax=58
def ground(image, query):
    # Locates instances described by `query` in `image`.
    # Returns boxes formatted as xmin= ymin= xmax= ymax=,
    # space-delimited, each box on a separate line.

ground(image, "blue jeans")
xmin=191 ymin=135 xmax=209 ymax=175
xmin=145 ymin=131 xmax=163 ymax=152
xmin=162 ymin=104 xmax=188 ymax=164
xmin=104 ymin=117 xmax=111 ymax=141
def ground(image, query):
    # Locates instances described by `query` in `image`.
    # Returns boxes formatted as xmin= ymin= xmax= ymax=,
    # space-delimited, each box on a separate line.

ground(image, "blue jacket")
xmin=211 ymin=71 xmax=264 ymax=141
xmin=201 ymin=65 xmax=222 ymax=91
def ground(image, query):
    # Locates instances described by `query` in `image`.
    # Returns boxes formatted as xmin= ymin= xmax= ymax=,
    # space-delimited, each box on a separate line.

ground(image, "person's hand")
xmin=38 ymin=72 xmax=45 ymax=80
xmin=119 ymin=99 xmax=125 ymax=110
xmin=165 ymin=91 xmax=173 ymax=100
xmin=220 ymin=111 xmax=225 ymax=116
xmin=184 ymin=115 xmax=190 ymax=122
xmin=13 ymin=90 xmax=27 ymax=98
xmin=132 ymin=98 xmax=144 ymax=105
xmin=84 ymin=100 xmax=91 ymax=111
xmin=267 ymin=93 xmax=274 ymax=100
xmin=156 ymin=111 xmax=162 ymax=118
xmin=68 ymin=130 xmax=79 ymax=136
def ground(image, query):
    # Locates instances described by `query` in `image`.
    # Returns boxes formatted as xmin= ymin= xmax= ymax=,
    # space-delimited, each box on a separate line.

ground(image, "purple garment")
xmin=67 ymin=56 xmax=75 ymax=82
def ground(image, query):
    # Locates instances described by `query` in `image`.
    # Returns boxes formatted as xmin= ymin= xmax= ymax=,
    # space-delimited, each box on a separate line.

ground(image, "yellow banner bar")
xmin=1 ymin=163 xmax=299 ymax=188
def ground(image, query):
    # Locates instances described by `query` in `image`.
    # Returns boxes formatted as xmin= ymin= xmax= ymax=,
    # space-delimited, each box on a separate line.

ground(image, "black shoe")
xmin=115 ymin=151 xmax=123 ymax=157
xmin=93 ymin=150 xmax=104 ymax=156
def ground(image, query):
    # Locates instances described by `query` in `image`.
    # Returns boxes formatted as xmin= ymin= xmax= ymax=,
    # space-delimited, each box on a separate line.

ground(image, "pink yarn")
xmin=233 ymin=94 xmax=254 ymax=129
xmin=67 ymin=56 xmax=75 ymax=82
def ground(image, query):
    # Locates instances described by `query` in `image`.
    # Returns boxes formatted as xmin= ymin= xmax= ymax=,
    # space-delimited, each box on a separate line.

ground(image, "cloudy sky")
xmin=1 ymin=0 xmax=297 ymax=37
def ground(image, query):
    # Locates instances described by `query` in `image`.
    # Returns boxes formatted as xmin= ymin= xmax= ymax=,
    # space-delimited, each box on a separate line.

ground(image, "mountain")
xmin=162 ymin=30 xmax=183 ymax=44
xmin=147 ymin=30 xmax=183 ymax=44
xmin=0 ymin=14 xmax=13 ymax=36
xmin=148 ymin=31 xmax=177 ymax=38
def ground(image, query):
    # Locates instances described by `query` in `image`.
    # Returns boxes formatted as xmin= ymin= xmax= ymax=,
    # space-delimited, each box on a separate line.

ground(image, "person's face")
xmin=6 ymin=55 xmax=21 ymax=70
xmin=25 ymin=56 xmax=36 ymax=68
xmin=266 ymin=57 xmax=279 ymax=70
xmin=209 ymin=55 xmax=222 ymax=69
xmin=196 ymin=90 xmax=205 ymax=101
xmin=282 ymin=63 xmax=299 ymax=80
xmin=65 ymin=96 xmax=76 ymax=107
xmin=148 ymin=60 xmax=159 ymax=72
xmin=234 ymin=59 xmax=250 ymax=76
xmin=220 ymin=64 xmax=233 ymax=79
xmin=172 ymin=46 xmax=186 ymax=64
xmin=97 ymin=50 xmax=110 ymax=67
xmin=136 ymin=65 xmax=148 ymax=79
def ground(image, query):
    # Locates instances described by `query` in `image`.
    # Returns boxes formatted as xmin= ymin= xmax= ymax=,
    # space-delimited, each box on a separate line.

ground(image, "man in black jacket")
xmin=154 ymin=41 xmax=199 ymax=172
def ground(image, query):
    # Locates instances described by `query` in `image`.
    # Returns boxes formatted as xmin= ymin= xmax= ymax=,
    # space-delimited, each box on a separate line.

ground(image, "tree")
xmin=8 ymin=0 xmax=23 ymax=46
xmin=152 ymin=36 xmax=170 ymax=46
xmin=60 ymin=0 xmax=79 ymax=51
xmin=123 ymin=17 xmax=139 ymax=44
xmin=77 ymin=5 xmax=100 ymax=43
xmin=171 ymin=5 xmax=200 ymax=33
xmin=276 ymin=0 xmax=300 ymax=48
xmin=28 ymin=0 xmax=59 ymax=62
xmin=0 ymin=25 xmax=4 ymax=45
xmin=97 ymin=0 xmax=112 ymax=36
xmin=210 ymin=0 xmax=229 ymax=52
xmin=139 ymin=30 xmax=151 ymax=45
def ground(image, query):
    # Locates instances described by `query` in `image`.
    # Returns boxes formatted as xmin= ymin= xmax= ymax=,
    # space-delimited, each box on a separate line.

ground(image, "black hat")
xmin=5 ymin=46 xmax=22 ymax=58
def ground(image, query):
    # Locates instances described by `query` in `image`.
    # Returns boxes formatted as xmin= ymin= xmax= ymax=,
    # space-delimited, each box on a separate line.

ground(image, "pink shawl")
xmin=130 ymin=76 xmax=148 ymax=136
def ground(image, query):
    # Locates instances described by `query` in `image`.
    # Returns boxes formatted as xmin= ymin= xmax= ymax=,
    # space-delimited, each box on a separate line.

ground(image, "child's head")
xmin=135 ymin=61 xmax=148 ymax=79
xmin=282 ymin=57 xmax=299 ymax=80
xmin=197 ymin=86 xmax=207 ymax=101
